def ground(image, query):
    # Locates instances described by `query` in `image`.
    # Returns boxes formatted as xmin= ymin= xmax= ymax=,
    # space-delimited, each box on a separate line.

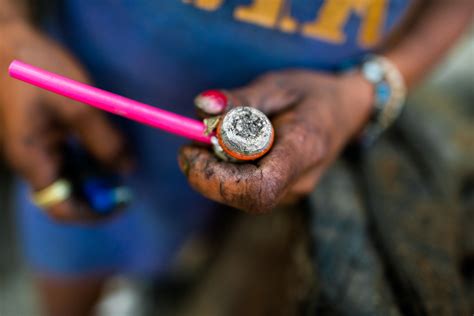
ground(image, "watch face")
xmin=217 ymin=106 xmax=274 ymax=161
xmin=363 ymin=60 xmax=384 ymax=83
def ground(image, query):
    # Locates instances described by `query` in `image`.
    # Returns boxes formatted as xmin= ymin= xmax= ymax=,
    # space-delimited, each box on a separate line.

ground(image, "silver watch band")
xmin=360 ymin=55 xmax=407 ymax=146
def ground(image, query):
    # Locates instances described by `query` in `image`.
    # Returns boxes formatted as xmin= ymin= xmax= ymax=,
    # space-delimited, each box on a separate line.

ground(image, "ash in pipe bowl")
xmin=214 ymin=106 xmax=274 ymax=161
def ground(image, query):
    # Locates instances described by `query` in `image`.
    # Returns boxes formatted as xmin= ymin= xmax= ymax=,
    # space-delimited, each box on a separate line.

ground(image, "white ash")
xmin=219 ymin=106 xmax=273 ymax=157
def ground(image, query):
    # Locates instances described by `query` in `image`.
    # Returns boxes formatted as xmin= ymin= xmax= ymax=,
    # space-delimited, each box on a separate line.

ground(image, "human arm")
xmin=179 ymin=1 xmax=474 ymax=212
xmin=0 ymin=0 xmax=131 ymax=221
xmin=385 ymin=0 xmax=474 ymax=88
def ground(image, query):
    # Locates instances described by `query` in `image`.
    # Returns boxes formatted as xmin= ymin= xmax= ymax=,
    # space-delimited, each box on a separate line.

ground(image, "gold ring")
xmin=31 ymin=179 xmax=72 ymax=209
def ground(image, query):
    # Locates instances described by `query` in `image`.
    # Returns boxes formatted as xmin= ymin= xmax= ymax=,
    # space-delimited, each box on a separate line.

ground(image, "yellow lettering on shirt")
xmin=185 ymin=0 xmax=389 ymax=46
xmin=234 ymin=0 xmax=298 ymax=33
xmin=302 ymin=0 xmax=387 ymax=46
xmin=183 ymin=0 xmax=223 ymax=11
xmin=358 ymin=0 xmax=387 ymax=46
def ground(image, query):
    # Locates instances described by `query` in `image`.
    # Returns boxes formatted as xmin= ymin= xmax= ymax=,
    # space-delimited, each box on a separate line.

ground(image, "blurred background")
xmin=0 ymin=25 xmax=473 ymax=316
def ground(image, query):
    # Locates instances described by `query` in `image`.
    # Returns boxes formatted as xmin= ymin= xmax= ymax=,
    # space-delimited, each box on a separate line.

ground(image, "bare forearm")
xmin=384 ymin=0 xmax=474 ymax=88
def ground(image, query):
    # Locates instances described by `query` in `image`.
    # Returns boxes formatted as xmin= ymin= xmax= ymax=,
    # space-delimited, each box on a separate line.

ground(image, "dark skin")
xmin=179 ymin=70 xmax=373 ymax=213
xmin=178 ymin=0 xmax=474 ymax=214
xmin=0 ymin=0 xmax=472 ymax=221
xmin=0 ymin=16 xmax=131 ymax=222
xmin=0 ymin=1 xmax=473 ymax=316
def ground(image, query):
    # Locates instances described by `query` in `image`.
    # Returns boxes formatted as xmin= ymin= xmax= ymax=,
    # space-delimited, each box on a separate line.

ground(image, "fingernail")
xmin=194 ymin=90 xmax=228 ymax=115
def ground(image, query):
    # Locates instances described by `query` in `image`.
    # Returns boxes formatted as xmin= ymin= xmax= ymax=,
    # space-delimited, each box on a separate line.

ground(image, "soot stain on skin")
xmin=203 ymin=159 xmax=214 ymax=179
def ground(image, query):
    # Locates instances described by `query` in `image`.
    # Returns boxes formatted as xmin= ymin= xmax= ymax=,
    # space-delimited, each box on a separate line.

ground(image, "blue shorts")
xmin=15 ymin=124 xmax=215 ymax=278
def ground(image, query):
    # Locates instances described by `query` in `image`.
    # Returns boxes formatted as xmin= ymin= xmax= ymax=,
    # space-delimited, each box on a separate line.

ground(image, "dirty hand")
xmin=0 ymin=21 xmax=130 ymax=222
xmin=179 ymin=70 xmax=373 ymax=213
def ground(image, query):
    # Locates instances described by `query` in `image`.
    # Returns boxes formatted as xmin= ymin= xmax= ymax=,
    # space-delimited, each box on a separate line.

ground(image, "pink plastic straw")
xmin=8 ymin=60 xmax=211 ymax=144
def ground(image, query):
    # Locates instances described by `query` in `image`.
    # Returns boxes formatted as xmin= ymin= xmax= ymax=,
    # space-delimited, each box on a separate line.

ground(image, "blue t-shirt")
xmin=17 ymin=0 xmax=411 ymax=276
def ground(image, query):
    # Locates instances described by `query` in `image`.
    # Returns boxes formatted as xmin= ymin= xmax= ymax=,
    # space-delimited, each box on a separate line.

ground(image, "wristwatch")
xmin=360 ymin=55 xmax=407 ymax=146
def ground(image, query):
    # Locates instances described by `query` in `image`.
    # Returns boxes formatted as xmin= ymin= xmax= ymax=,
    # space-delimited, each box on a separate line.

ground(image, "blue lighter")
xmin=62 ymin=143 xmax=133 ymax=215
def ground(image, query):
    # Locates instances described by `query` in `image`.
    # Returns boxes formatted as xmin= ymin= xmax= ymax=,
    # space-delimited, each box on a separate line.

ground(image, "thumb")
xmin=229 ymin=72 xmax=302 ymax=116
xmin=194 ymin=73 xmax=302 ymax=118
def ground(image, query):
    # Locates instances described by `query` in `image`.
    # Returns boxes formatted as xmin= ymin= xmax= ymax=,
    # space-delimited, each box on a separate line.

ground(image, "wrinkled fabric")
xmin=172 ymin=87 xmax=473 ymax=315
xmin=17 ymin=0 xmax=411 ymax=276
